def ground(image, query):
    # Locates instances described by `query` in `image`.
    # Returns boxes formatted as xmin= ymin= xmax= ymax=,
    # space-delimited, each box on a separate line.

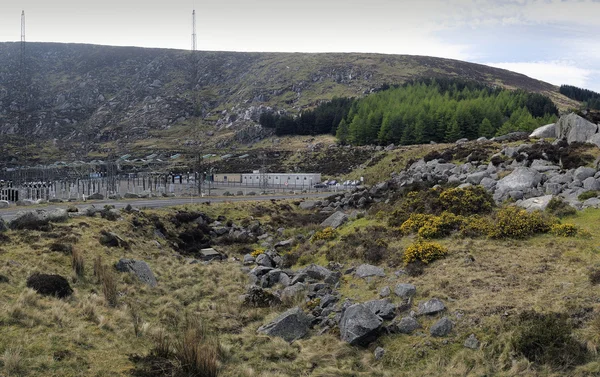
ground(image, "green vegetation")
xmin=560 ymin=85 xmax=600 ymax=110
xmin=345 ymin=78 xmax=558 ymax=145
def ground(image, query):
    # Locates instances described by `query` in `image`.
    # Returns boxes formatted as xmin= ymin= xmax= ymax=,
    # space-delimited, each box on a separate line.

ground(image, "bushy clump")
xmin=578 ymin=191 xmax=600 ymax=201
xmin=325 ymin=226 xmax=392 ymax=263
xmin=458 ymin=215 xmax=493 ymax=238
xmin=511 ymin=311 xmax=587 ymax=370
xmin=400 ymin=212 xmax=464 ymax=239
xmin=546 ymin=197 xmax=577 ymax=218
xmin=250 ymin=248 xmax=265 ymax=258
xmin=311 ymin=227 xmax=338 ymax=242
xmin=550 ymin=223 xmax=579 ymax=237
xmin=439 ymin=186 xmax=495 ymax=216
xmin=488 ymin=207 xmax=554 ymax=239
xmin=388 ymin=188 xmax=443 ymax=227
xmin=403 ymin=240 xmax=448 ymax=266
xmin=589 ymin=268 xmax=600 ymax=285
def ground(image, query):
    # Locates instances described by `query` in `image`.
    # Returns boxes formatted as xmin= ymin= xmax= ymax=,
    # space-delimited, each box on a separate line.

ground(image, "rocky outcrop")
xmin=556 ymin=113 xmax=598 ymax=143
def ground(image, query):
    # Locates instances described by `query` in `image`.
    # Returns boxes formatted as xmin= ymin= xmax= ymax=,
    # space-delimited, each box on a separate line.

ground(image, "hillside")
xmin=0 ymin=42 xmax=578 ymax=163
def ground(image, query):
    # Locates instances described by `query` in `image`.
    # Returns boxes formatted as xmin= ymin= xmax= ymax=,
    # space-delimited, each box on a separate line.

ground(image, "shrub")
xmin=400 ymin=212 xmax=464 ymax=239
xmin=546 ymin=197 xmax=577 ymax=218
xmin=459 ymin=216 xmax=492 ymax=238
xmin=511 ymin=311 xmax=587 ymax=370
xmin=439 ymin=186 xmax=495 ymax=216
xmin=26 ymin=273 xmax=73 ymax=298
xmin=399 ymin=213 xmax=435 ymax=234
xmin=175 ymin=317 xmax=220 ymax=377
xmin=550 ymin=223 xmax=579 ymax=237
xmin=488 ymin=207 xmax=554 ymax=239
xmin=403 ymin=240 xmax=448 ymax=266
xmin=94 ymin=257 xmax=118 ymax=307
xmin=363 ymin=239 xmax=388 ymax=263
xmin=578 ymin=191 xmax=600 ymax=201
xmin=311 ymin=227 xmax=338 ymax=242
xmin=250 ymin=248 xmax=265 ymax=258
xmin=388 ymin=188 xmax=443 ymax=227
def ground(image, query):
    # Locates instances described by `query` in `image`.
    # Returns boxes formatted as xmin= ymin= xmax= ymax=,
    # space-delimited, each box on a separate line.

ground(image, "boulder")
xmin=466 ymin=171 xmax=489 ymax=185
xmin=379 ymin=286 xmax=391 ymax=298
xmin=556 ymin=113 xmax=598 ymax=143
xmin=417 ymin=298 xmax=446 ymax=315
xmin=388 ymin=316 xmax=421 ymax=334
xmin=257 ymin=307 xmax=311 ymax=342
xmin=355 ymin=264 xmax=385 ymax=278
xmin=530 ymin=123 xmax=556 ymax=138
xmin=583 ymin=177 xmax=600 ymax=191
xmin=88 ymin=193 xmax=104 ymax=200
xmin=320 ymin=211 xmax=348 ymax=229
xmin=517 ymin=195 xmax=553 ymax=212
xmin=574 ymin=167 xmax=596 ymax=182
xmin=339 ymin=303 xmax=383 ymax=345
xmin=496 ymin=167 xmax=542 ymax=195
xmin=243 ymin=286 xmax=282 ymax=307
xmin=302 ymin=264 xmax=333 ymax=280
xmin=394 ymin=283 xmax=416 ymax=299
xmin=0 ymin=200 xmax=9 ymax=208
xmin=587 ymin=133 xmax=600 ymax=148
xmin=115 ymin=259 xmax=157 ymax=287
xmin=364 ymin=299 xmax=396 ymax=320
xmin=374 ymin=347 xmax=385 ymax=360
xmin=26 ymin=273 xmax=73 ymax=298
xmin=9 ymin=209 xmax=68 ymax=230
xmin=0 ymin=218 xmax=7 ymax=233
xmin=243 ymin=254 xmax=255 ymax=265
xmin=124 ymin=192 xmax=141 ymax=199
xmin=256 ymin=253 xmax=274 ymax=268
xmin=199 ymin=248 xmax=224 ymax=261
xmin=281 ymin=283 xmax=307 ymax=302
xmin=99 ymin=230 xmax=130 ymax=249
xmin=430 ymin=317 xmax=454 ymax=337
xmin=530 ymin=159 xmax=560 ymax=172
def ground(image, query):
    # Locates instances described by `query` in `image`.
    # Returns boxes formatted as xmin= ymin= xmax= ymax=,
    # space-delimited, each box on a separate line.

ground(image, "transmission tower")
xmin=192 ymin=10 xmax=197 ymax=51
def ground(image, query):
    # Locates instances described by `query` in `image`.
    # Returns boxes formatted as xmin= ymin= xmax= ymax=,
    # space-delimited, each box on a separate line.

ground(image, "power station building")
xmin=214 ymin=172 xmax=321 ymax=188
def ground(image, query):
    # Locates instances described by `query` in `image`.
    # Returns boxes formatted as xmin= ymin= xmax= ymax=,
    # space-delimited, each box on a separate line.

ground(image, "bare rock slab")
xmin=320 ymin=211 xmax=348 ymax=229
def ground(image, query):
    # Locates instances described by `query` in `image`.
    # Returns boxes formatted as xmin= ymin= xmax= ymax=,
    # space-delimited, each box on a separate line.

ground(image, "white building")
xmin=240 ymin=172 xmax=321 ymax=188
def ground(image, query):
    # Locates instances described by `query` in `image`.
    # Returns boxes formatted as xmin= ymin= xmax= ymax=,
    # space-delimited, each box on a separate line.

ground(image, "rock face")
xmin=257 ymin=307 xmax=311 ymax=342
xmin=339 ymin=303 xmax=383 ymax=345
xmin=430 ymin=317 xmax=454 ymax=337
xmin=530 ymin=123 xmax=556 ymax=138
xmin=320 ymin=211 xmax=348 ymax=229
xmin=115 ymin=259 xmax=157 ymax=287
xmin=26 ymin=273 xmax=73 ymax=298
xmin=556 ymin=113 xmax=598 ymax=143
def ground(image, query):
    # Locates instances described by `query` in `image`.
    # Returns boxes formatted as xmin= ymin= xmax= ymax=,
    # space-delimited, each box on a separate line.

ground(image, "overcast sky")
xmin=1 ymin=0 xmax=599 ymax=92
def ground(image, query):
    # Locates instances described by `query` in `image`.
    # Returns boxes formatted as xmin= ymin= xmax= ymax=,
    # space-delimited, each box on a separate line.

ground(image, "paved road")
xmin=0 ymin=192 xmax=333 ymax=222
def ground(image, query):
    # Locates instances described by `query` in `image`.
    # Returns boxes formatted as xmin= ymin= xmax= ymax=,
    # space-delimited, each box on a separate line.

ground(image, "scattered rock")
xmin=374 ymin=347 xmax=385 ymax=360
xmin=26 ymin=273 xmax=73 ymax=298
xmin=417 ymin=298 xmax=446 ymax=315
xmin=529 ymin=123 xmax=556 ymax=139
xmin=355 ymin=264 xmax=385 ymax=278
xmin=88 ymin=193 xmax=104 ymax=200
xmin=379 ymin=286 xmax=391 ymax=298
xmin=339 ymin=303 xmax=383 ymax=346
xmin=281 ymin=283 xmax=307 ymax=302
xmin=115 ymin=259 xmax=157 ymax=287
xmin=394 ymin=283 xmax=416 ymax=299
xmin=464 ymin=334 xmax=480 ymax=349
xmin=364 ymin=299 xmax=396 ymax=320
xmin=430 ymin=317 xmax=453 ymax=337
xmin=257 ymin=307 xmax=311 ymax=342
xmin=9 ymin=209 xmax=68 ymax=230
xmin=517 ymin=195 xmax=554 ymax=212
xmin=199 ymin=248 xmax=224 ymax=261
xmin=388 ymin=316 xmax=421 ymax=334
xmin=99 ymin=230 xmax=130 ymax=249
xmin=320 ymin=211 xmax=348 ymax=229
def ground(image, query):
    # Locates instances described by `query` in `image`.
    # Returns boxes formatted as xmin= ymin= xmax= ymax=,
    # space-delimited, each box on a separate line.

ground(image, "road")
xmin=0 ymin=192 xmax=334 ymax=222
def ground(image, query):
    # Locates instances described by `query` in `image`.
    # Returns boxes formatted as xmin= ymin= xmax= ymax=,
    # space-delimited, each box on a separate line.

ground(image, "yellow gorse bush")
xmin=312 ymin=227 xmax=339 ymax=243
xmin=250 ymin=248 xmax=265 ymax=258
xmin=403 ymin=240 xmax=448 ymax=265
xmin=488 ymin=206 xmax=554 ymax=239
xmin=550 ymin=223 xmax=579 ymax=237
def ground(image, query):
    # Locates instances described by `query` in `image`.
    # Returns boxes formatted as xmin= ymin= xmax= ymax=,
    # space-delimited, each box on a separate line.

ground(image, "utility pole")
xmin=192 ymin=10 xmax=197 ymax=52
xmin=19 ymin=10 xmax=28 ymax=167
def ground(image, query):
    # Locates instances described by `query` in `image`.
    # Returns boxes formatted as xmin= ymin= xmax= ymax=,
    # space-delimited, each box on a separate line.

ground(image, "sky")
xmin=0 ymin=0 xmax=599 ymax=92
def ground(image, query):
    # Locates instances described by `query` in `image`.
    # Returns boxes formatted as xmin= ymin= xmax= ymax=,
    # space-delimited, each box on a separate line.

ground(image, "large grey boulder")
xmin=320 ymin=211 xmax=348 ymax=229
xmin=556 ymin=113 xmax=598 ymax=143
xmin=9 ymin=209 xmax=68 ymax=230
xmin=574 ymin=167 xmax=596 ymax=182
xmin=517 ymin=195 xmax=553 ymax=212
xmin=115 ymin=259 xmax=157 ymax=287
xmin=394 ymin=283 xmax=416 ymax=299
xmin=496 ymin=167 xmax=542 ymax=194
xmin=339 ymin=303 xmax=383 ymax=345
xmin=587 ymin=133 xmax=600 ymax=148
xmin=355 ymin=264 xmax=385 ymax=278
xmin=257 ymin=307 xmax=311 ymax=342
xmin=430 ymin=317 xmax=454 ymax=337
xmin=417 ymin=298 xmax=446 ymax=315
xmin=583 ymin=177 xmax=600 ymax=191
xmin=466 ymin=171 xmax=489 ymax=185
xmin=364 ymin=299 xmax=396 ymax=320
xmin=281 ymin=283 xmax=307 ymax=302
xmin=0 ymin=200 xmax=9 ymax=209
xmin=530 ymin=123 xmax=556 ymax=139
xmin=302 ymin=264 xmax=333 ymax=280
xmin=299 ymin=201 xmax=317 ymax=210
